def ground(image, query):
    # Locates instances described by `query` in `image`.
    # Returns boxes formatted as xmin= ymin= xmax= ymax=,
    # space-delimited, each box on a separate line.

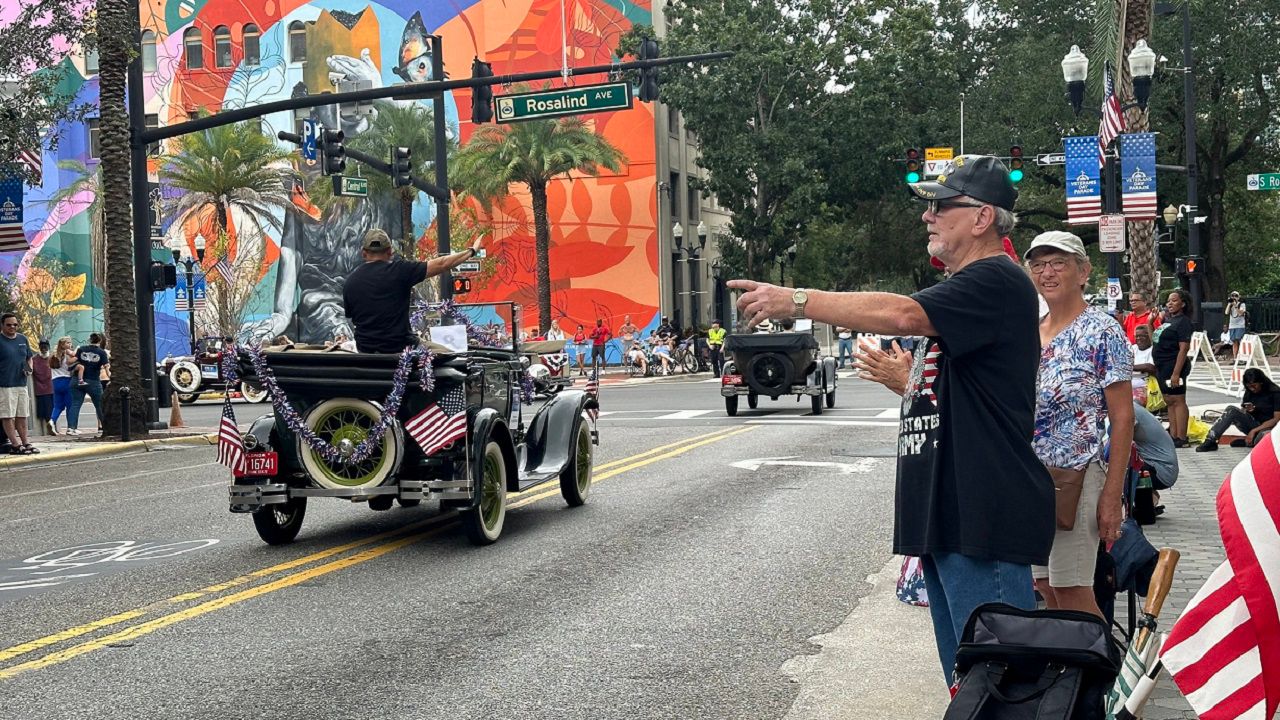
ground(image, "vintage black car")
xmin=719 ymin=329 xmax=837 ymax=416
xmin=228 ymin=302 xmax=597 ymax=546
xmin=164 ymin=336 xmax=268 ymax=405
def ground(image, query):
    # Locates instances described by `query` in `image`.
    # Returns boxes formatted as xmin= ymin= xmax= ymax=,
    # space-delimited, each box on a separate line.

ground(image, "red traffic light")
xmin=452 ymin=277 xmax=472 ymax=294
xmin=1010 ymin=145 xmax=1023 ymax=159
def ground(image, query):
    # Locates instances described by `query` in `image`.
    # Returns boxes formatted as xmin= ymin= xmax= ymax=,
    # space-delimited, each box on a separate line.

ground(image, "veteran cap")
xmin=908 ymin=154 xmax=1019 ymax=211
xmin=362 ymin=229 xmax=392 ymax=252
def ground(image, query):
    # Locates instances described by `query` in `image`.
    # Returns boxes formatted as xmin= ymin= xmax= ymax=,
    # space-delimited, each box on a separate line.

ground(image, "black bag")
xmin=944 ymin=603 xmax=1120 ymax=720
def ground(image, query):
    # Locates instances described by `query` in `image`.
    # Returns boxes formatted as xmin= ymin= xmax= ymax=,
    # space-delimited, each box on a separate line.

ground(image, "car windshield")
xmin=413 ymin=301 xmax=517 ymax=352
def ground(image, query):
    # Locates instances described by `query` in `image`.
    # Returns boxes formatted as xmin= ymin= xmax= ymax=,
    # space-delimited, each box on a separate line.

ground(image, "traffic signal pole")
xmin=431 ymin=35 xmax=453 ymax=302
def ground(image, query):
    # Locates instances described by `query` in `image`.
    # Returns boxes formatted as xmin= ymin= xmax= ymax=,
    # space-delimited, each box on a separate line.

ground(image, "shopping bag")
xmin=896 ymin=556 xmax=929 ymax=607
xmin=1187 ymin=416 xmax=1211 ymax=444
xmin=1144 ymin=376 xmax=1165 ymax=413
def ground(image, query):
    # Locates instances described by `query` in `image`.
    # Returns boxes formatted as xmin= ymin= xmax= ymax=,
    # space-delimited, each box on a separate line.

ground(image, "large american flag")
xmin=217 ymin=396 xmax=245 ymax=475
xmin=405 ymin=385 xmax=468 ymax=456
xmin=1159 ymin=431 xmax=1280 ymax=719
xmin=1098 ymin=61 xmax=1126 ymax=169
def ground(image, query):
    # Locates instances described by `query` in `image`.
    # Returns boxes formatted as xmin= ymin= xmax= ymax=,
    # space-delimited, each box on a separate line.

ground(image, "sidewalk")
xmin=0 ymin=426 xmax=217 ymax=471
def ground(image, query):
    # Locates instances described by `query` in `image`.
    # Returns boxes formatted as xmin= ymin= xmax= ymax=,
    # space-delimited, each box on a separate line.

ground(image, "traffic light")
xmin=1009 ymin=145 xmax=1025 ymax=183
xmin=638 ymin=38 xmax=660 ymax=102
xmin=1176 ymin=256 xmax=1203 ymax=278
xmin=150 ymin=262 xmax=177 ymax=291
xmin=391 ymin=146 xmax=412 ymax=187
xmin=904 ymin=148 xmax=922 ymax=183
xmin=321 ymin=128 xmax=346 ymax=176
xmin=471 ymin=59 xmax=494 ymax=124
xmin=452 ymin=276 xmax=472 ymax=294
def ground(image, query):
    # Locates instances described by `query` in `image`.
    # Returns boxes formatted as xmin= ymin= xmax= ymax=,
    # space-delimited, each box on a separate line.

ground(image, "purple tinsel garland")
xmin=243 ymin=345 xmax=435 ymax=466
xmin=412 ymin=299 xmax=533 ymax=404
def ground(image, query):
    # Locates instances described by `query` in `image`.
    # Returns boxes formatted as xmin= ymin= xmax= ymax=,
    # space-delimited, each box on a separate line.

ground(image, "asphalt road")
xmin=2 ymin=373 xmax=913 ymax=719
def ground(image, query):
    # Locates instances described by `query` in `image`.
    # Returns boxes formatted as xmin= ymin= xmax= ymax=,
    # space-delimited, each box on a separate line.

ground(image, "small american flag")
xmin=1159 ymin=432 xmax=1280 ymax=719
xmin=405 ymin=385 xmax=468 ymax=456
xmin=1098 ymin=61 xmax=1126 ymax=169
xmin=585 ymin=368 xmax=599 ymax=422
xmin=217 ymin=396 xmax=244 ymax=474
xmin=212 ymin=258 xmax=234 ymax=284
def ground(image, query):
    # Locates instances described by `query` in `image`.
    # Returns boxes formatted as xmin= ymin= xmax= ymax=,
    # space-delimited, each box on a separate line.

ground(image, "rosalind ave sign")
xmin=495 ymin=82 xmax=633 ymax=123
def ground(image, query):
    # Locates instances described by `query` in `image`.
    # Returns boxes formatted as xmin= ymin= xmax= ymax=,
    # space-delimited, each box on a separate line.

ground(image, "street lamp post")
xmin=169 ymin=235 xmax=206 ymax=355
xmin=689 ymin=221 xmax=708 ymax=329
xmin=671 ymin=222 xmax=685 ymax=330
xmin=1060 ymin=42 xmax=1156 ymax=289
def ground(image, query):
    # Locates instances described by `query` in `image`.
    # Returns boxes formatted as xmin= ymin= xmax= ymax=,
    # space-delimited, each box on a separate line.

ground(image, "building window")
xmin=184 ymin=28 xmax=203 ymax=70
xmin=145 ymin=113 xmax=160 ymax=156
xmin=87 ymin=118 xmax=100 ymax=158
xmin=84 ymin=35 xmax=99 ymax=74
xmin=141 ymin=30 xmax=158 ymax=72
xmin=687 ymin=186 xmax=699 ymax=226
xmin=213 ymin=26 xmax=232 ymax=68
xmin=288 ymin=21 xmax=307 ymax=63
xmin=667 ymin=105 xmax=679 ymax=136
xmin=669 ymin=172 xmax=681 ymax=220
xmin=243 ymin=25 xmax=261 ymax=67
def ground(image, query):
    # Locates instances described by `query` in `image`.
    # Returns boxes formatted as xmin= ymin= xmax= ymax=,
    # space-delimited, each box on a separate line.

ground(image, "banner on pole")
xmin=175 ymin=272 xmax=207 ymax=312
xmin=1120 ymin=133 xmax=1158 ymax=220
xmin=0 ymin=175 xmax=27 ymax=253
xmin=1064 ymin=136 xmax=1102 ymax=225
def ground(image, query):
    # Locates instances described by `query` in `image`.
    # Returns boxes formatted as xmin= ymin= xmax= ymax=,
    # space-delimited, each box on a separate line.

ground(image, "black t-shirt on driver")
xmin=895 ymin=257 xmax=1055 ymax=566
xmin=342 ymin=259 xmax=429 ymax=353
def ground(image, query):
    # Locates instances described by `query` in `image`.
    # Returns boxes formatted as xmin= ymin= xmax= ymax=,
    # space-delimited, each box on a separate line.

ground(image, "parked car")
xmin=719 ymin=329 xmax=837 ymax=416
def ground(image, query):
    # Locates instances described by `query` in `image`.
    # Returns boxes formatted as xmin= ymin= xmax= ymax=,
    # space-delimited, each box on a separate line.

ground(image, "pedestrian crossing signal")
xmin=905 ymin=148 xmax=921 ymax=183
xmin=452 ymin=277 xmax=472 ymax=294
xmin=1176 ymin=256 xmax=1202 ymax=277
xmin=1009 ymin=145 xmax=1024 ymax=183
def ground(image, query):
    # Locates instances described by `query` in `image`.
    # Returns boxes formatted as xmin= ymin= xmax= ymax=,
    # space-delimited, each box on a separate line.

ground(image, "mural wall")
xmin=2 ymin=0 xmax=659 ymax=356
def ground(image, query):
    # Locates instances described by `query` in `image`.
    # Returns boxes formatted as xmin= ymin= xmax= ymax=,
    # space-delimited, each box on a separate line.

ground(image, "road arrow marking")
xmin=730 ymin=456 xmax=878 ymax=474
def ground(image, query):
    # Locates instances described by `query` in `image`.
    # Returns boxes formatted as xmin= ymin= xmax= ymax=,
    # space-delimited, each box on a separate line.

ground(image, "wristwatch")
xmin=792 ymin=288 xmax=809 ymax=318
xmin=465 ymin=247 xmax=478 ymax=259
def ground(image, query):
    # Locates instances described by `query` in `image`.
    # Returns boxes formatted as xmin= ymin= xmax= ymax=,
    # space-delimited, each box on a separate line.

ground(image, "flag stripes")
xmin=1098 ymin=62 xmax=1126 ymax=169
xmin=405 ymin=386 xmax=468 ymax=456
xmin=217 ymin=396 xmax=244 ymax=474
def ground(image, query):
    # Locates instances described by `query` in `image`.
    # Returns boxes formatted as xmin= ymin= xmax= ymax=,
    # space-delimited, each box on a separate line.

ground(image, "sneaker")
xmin=66 ymin=428 xmax=80 ymax=435
xmin=1195 ymin=439 xmax=1219 ymax=452
xmin=1230 ymin=438 xmax=1249 ymax=448
xmin=44 ymin=420 xmax=57 ymax=435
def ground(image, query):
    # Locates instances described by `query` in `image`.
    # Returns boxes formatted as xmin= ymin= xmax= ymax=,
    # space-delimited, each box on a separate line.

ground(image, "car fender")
xmin=522 ymin=389 xmax=589 ymax=478
xmin=822 ymin=356 xmax=837 ymax=389
xmin=471 ymin=408 xmax=518 ymax=493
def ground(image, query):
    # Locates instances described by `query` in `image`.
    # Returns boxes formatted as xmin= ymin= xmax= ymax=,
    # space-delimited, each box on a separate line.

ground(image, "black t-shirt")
xmin=342 ymin=259 xmax=429 ymax=353
xmin=1244 ymin=388 xmax=1280 ymax=423
xmin=895 ymin=257 xmax=1054 ymax=566
xmin=75 ymin=345 xmax=109 ymax=381
xmin=1152 ymin=313 xmax=1193 ymax=375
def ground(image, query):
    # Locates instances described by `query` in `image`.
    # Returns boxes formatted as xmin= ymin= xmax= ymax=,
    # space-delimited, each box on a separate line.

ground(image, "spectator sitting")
xmin=1196 ymin=368 xmax=1280 ymax=451
xmin=627 ymin=337 xmax=649 ymax=375
xmin=1131 ymin=324 xmax=1157 ymax=404
xmin=650 ymin=334 xmax=674 ymax=375
xmin=545 ymin=323 xmax=565 ymax=342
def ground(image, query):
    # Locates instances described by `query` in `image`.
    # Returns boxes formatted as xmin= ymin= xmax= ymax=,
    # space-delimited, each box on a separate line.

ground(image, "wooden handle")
xmin=1142 ymin=547 xmax=1181 ymax=618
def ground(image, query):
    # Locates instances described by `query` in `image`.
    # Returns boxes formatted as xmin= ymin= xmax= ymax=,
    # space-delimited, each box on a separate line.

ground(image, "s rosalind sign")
xmin=495 ymin=82 xmax=633 ymax=123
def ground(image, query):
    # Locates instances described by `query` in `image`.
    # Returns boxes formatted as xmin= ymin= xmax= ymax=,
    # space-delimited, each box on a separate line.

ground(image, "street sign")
xmin=1099 ymin=214 xmax=1126 ymax=253
xmin=924 ymin=147 xmax=953 ymax=178
xmin=1036 ymin=152 xmax=1066 ymax=166
xmin=1106 ymin=278 xmax=1122 ymax=309
xmin=333 ymin=175 xmax=368 ymax=197
xmin=1246 ymin=173 xmax=1280 ymax=191
xmin=456 ymin=260 xmax=481 ymax=273
xmin=301 ymin=119 xmax=319 ymax=163
xmin=495 ymin=82 xmax=632 ymax=123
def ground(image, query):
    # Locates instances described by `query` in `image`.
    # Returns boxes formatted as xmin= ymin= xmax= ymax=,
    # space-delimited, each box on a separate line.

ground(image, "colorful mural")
xmin=4 ymin=0 xmax=659 ymax=355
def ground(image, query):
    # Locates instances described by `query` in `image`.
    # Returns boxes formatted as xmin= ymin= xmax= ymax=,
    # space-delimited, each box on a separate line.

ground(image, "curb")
xmin=0 ymin=433 xmax=217 ymax=470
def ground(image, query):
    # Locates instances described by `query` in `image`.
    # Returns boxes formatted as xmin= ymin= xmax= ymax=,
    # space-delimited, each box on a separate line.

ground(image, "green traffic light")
xmin=1009 ymin=169 xmax=1024 ymax=183
xmin=905 ymin=171 xmax=921 ymax=183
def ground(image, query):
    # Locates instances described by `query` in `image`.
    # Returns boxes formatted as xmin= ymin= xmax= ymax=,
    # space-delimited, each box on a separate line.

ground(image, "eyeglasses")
xmin=927 ymin=199 xmax=985 ymax=216
xmin=1027 ymin=258 xmax=1075 ymax=274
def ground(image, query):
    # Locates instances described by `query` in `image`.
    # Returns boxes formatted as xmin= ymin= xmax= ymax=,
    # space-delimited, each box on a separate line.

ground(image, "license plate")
xmin=722 ymin=374 xmax=742 ymax=385
xmin=201 ymin=364 xmax=219 ymax=379
xmin=237 ymin=452 xmax=278 ymax=477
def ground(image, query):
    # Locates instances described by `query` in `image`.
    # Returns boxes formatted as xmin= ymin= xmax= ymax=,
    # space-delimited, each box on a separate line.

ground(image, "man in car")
xmin=343 ymin=230 xmax=483 ymax=353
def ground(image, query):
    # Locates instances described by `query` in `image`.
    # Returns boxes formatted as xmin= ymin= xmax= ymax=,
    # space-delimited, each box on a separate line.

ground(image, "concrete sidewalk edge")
xmin=0 ymin=433 xmax=217 ymax=470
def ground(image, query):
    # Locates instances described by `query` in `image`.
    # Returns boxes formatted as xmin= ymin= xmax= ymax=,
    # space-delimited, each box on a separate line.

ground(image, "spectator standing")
xmin=617 ymin=315 xmax=638 ymax=345
xmin=835 ymin=327 xmax=854 ymax=369
xmin=1227 ymin=291 xmax=1248 ymax=358
xmin=48 ymin=336 xmax=76 ymax=434
xmin=1195 ymin=368 xmax=1280 ymax=451
xmin=589 ymin=318 xmax=612 ymax=372
xmin=730 ymin=155 xmax=1052 ymax=684
xmin=1153 ymin=289 xmax=1193 ymax=446
xmin=67 ymin=333 xmax=110 ymax=436
xmin=1121 ymin=292 xmax=1161 ymax=343
xmin=1024 ymin=231 xmax=1132 ymax=618
xmin=571 ymin=324 xmax=588 ymax=375
xmin=33 ymin=340 xmax=54 ymax=436
xmin=706 ymin=320 xmax=727 ymax=377
xmin=0 ymin=313 xmax=36 ymax=454
xmin=545 ymin=323 xmax=565 ymax=342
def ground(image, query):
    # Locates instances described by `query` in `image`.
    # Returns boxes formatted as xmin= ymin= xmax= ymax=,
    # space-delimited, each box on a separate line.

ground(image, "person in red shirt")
xmin=1121 ymin=291 xmax=1161 ymax=344
xmin=589 ymin=318 xmax=612 ymax=373
xmin=572 ymin=324 xmax=588 ymax=376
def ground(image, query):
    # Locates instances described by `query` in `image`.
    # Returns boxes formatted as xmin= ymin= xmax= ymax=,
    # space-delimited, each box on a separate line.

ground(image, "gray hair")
xmin=993 ymin=207 xmax=1018 ymax=236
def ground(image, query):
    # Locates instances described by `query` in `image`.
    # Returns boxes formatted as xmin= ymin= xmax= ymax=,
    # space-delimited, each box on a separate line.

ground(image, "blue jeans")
xmin=837 ymin=337 xmax=854 ymax=368
xmin=69 ymin=379 xmax=104 ymax=431
xmin=919 ymin=552 xmax=1035 ymax=685
xmin=51 ymin=377 xmax=73 ymax=425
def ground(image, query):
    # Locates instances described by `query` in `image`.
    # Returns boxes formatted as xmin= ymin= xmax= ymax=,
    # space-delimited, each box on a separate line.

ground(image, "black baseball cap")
xmin=908 ymin=154 xmax=1018 ymax=211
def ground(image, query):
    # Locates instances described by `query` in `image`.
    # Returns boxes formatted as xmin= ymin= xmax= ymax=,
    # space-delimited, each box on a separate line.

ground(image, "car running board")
xmin=516 ymin=470 xmax=559 ymax=490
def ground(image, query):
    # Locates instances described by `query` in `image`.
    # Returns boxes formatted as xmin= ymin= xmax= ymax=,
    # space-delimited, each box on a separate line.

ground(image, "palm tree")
xmin=45 ymin=160 xmax=106 ymax=314
xmin=454 ymin=110 xmax=625 ymax=332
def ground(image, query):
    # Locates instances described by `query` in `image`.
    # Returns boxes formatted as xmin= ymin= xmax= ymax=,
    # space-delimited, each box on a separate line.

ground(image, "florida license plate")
xmin=201 ymin=364 xmax=219 ymax=379
xmin=721 ymin=374 xmax=742 ymax=385
xmin=237 ymin=452 xmax=278 ymax=477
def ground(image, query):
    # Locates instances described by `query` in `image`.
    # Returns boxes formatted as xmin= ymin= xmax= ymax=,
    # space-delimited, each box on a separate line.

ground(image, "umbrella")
xmin=1107 ymin=547 xmax=1180 ymax=719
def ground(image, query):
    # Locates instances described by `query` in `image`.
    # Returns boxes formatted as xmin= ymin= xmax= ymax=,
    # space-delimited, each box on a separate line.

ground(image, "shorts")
xmin=0 ymin=386 xmax=30 ymax=418
xmin=591 ymin=344 xmax=606 ymax=362
xmin=1155 ymin=371 xmax=1188 ymax=396
xmin=1229 ymin=327 xmax=1246 ymax=342
xmin=1033 ymin=462 xmax=1105 ymax=588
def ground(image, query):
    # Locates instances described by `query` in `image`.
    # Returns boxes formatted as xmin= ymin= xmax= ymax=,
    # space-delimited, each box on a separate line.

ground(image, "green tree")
xmin=453 ymin=109 xmax=625 ymax=331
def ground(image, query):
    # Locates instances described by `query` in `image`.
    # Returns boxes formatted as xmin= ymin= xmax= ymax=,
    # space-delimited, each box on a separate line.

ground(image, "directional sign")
xmin=1246 ymin=173 xmax=1280 ymax=191
xmin=495 ymin=82 xmax=632 ymax=123
xmin=1036 ymin=152 xmax=1066 ymax=166
xmin=332 ymin=175 xmax=368 ymax=197
xmin=456 ymin=260 xmax=481 ymax=273
xmin=924 ymin=147 xmax=953 ymax=178
xmin=301 ymin=119 xmax=319 ymax=163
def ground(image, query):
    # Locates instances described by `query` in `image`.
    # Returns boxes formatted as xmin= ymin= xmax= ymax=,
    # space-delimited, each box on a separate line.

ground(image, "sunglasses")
xmin=927 ymin=199 xmax=986 ymax=215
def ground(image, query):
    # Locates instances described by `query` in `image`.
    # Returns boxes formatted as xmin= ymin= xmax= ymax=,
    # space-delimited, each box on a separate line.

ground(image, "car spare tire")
xmin=299 ymin=398 xmax=404 ymax=490
xmin=745 ymin=353 xmax=794 ymax=398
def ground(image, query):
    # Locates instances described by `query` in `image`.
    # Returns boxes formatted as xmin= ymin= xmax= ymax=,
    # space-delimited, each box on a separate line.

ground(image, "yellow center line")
xmin=0 ymin=426 xmax=755 ymax=678
xmin=590 ymin=427 xmax=741 ymax=471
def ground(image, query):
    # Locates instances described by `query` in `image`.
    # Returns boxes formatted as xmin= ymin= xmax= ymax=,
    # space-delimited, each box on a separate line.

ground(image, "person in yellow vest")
xmin=706 ymin=320 xmax=727 ymax=377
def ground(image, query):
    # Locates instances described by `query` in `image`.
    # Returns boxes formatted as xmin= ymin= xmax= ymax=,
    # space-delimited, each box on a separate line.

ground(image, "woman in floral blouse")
xmin=1025 ymin=232 xmax=1134 ymax=618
